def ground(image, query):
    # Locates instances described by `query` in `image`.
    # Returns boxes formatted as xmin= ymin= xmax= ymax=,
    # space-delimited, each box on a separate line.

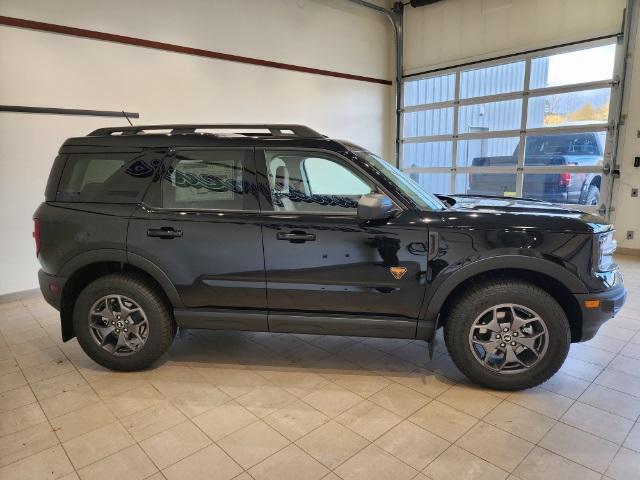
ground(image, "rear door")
xmin=257 ymin=148 xmax=429 ymax=336
xmin=127 ymin=147 xmax=267 ymax=322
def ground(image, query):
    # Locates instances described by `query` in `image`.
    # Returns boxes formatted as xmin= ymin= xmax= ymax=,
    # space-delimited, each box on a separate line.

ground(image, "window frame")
xmin=400 ymin=37 xmax=621 ymax=212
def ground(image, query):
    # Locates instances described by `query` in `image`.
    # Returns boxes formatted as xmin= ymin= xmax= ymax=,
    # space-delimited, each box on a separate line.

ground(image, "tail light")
xmin=33 ymin=218 xmax=41 ymax=257
xmin=559 ymin=172 xmax=572 ymax=188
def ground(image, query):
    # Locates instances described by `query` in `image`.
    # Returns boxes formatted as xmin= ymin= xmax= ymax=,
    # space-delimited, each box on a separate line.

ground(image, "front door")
xmin=257 ymin=149 xmax=429 ymax=335
xmin=127 ymin=147 xmax=267 ymax=323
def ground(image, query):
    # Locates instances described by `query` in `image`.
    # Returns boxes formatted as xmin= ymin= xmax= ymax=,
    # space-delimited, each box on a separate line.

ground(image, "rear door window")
xmin=57 ymin=153 xmax=156 ymax=203
xmin=161 ymin=149 xmax=255 ymax=210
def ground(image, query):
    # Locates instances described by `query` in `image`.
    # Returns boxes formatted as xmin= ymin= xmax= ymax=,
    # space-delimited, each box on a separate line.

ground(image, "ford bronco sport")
xmin=34 ymin=124 xmax=626 ymax=390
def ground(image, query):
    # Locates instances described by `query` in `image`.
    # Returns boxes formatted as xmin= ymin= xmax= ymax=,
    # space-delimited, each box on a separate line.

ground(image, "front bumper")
xmin=574 ymin=282 xmax=627 ymax=341
xmin=38 ymin=269 xmax=66 ymax=311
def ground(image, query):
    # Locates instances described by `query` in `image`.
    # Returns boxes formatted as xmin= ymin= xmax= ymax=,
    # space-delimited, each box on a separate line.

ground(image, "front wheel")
xmin=73 ymin=273 xmax=176 ymax=371
xmin=443 ymin=279 xmax=570 ymax=390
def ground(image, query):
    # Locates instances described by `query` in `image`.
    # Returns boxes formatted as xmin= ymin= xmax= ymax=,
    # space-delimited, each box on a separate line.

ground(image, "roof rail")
xmin=88 ymin=124 xmax=325 ymax=138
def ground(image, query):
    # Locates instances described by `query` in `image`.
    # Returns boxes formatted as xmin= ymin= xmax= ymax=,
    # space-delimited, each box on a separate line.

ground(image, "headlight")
xmin=595 ymin=230 xmax=617 ymax=271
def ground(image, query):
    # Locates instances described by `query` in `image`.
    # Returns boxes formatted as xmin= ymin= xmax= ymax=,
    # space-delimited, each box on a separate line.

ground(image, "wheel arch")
xmin=59 ymin=251 xmax=182 ymax=341
xmin=418 ymin=255 xmax=586 ymax=343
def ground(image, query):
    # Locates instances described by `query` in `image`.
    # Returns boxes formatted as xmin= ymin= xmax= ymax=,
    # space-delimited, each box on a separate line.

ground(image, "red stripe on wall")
xmin=0 ymin=15 xmax=393 ymax=86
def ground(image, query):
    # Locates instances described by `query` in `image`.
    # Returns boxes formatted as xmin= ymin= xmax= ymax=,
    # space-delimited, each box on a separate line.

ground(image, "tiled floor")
xmin=1 ymin=256 xmax=639 ymax=480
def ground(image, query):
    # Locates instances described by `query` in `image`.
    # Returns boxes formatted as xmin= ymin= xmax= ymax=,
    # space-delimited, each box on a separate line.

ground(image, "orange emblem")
xmin=389 ymin=266 xmax=407 ymax=280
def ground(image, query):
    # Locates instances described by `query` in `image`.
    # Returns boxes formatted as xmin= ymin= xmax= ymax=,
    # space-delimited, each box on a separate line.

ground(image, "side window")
xmin=57 ymin=153 xmax=154 ymax=203
xmin=162 ymin=150 xmax=250 ymax=210
xmin=265 ymin=151 xmax=376 ymax=213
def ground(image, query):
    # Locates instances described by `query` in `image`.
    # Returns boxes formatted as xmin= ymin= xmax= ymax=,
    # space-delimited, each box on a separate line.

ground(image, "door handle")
xmin=147 ymin=227 xmax=183 ymax=239
xmin=277 ymin=231 xmax=316 ymax=243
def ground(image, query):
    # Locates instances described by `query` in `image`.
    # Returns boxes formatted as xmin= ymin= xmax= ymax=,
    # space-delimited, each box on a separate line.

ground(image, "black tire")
xmin=73 ymin=273 xmax=175 ymax=371
xmin=583 ymin=185 xmax=600 ymax=206
xmin=443 ymin=279 xmax=570 ymax=390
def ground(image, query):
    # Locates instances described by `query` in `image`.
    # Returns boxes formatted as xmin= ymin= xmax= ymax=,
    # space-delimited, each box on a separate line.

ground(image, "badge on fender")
xmin=389 ymin=266 xmax=407 ymax=280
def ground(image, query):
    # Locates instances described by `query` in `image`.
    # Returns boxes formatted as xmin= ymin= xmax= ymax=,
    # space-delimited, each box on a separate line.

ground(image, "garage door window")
xmin=401 ymin=41 xmax=618 ymax=210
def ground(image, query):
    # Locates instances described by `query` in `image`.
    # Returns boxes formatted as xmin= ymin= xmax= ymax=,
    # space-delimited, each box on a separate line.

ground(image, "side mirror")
xmin=357 ymin=193 xmax=395 ymax=221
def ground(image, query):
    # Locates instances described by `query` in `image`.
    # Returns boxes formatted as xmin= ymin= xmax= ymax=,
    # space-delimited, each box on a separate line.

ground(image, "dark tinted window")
xmin=57 ymin=153 xmax=155 ymax=203
xmin=162 ymin=150 xmax=251 ymax=210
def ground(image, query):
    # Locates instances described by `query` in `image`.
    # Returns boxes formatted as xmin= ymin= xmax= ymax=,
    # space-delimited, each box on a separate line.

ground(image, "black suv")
xmin=35 ymin=124 xmax=626 ymax=390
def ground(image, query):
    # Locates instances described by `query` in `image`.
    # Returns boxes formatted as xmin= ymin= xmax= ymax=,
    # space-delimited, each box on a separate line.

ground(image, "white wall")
xmin=0 ymin=0 xmax=393 ymax=295
xmin=404 ymin=0 xmax=626 ymax=73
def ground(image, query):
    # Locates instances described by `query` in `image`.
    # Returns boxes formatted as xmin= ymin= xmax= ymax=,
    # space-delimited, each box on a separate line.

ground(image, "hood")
xmin=434 ymin=194 xmax=612 ymax=234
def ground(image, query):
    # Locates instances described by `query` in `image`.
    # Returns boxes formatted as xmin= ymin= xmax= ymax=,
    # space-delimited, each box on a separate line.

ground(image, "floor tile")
xmin=368 ymin=383 xmax=430 ymax=417
xmin=0 ymin=371 xmax=27 ymax=394
xmin=105 ymin=384 xmax=165 ymax=418
xmin=375 ymin=420 xmax=449 ymax=470
xmin=77 ymin=444 xmax=157 ymax=480
xmin=63 ymin=421 xmax=135 ymax=469
xmin=334 ymin=444 xmax=418 ymax=480
xmin=192 ymin=401 xmax=258 ymax=441
xmin=121 ymin=401 xmax=187 ymax=442
xmin=539 ymin=422 xmax=618 ymax=473
xmin=605 ymin=447 xmax=640 ymax=480
xmin=50 ymin=401 xmax=116 ymax=442
xmin=560 ymin=401 xmax=634 ymax=444
xmin=437 ymin=383 xmax=502 ymax=418
xmin=540 ymin=372 xmax=590 ymax=399
xmin=424 ymin=444 xmax=508 ymax=480
xmin=385 ymin=368 xmax=456 ymax=398
xmin=0 ymin=445 xmax=74 ymax=480
xmin=217 ymin=420 xmax=289 ymax=469
xmin=236 ymin=385 xmax=297 ymax=418
xmin=336 ymin=399 xmax=403 ymax=441
xmin=624 ymin=422 xmax=640 ymax=452
xmin=0 ymin=421 xmax=58 ymax=467
xmin=296 ymin=420 xmax=369 ymax=469
xmin=595 ymin=369 xmax=640 ymax=397
xmin=139 ymin=420 xmax=211 ymax=469
xmin=264 ymin=399 xmax=329 ymax=441
xmin=331 ymin=371 xmax=390 ymax=398
xmin=40 ymin=385 xmax=100 ymax=419
xmin=506 ymin=387 xmax=573 ymax=419
xmin=163 ymin=444 xmax=242 ymax=480
xmin=513 ymin=446 xmax=601 ymax=480
xmin=408 ymin=400 xmax=477 ymax=442
xmin=151 ymin=379 xmax=230 ymax=417
xmin=248 ymin=444 xmax=329 ymax=480
xmin=302 ymin=382 xmax=362 ymax=417
xmin=484 ymin=401 xmax=556 ymax=443
xmin=0 ymin=402 xmax=47 ymax=436
xmin=578 ymin=383 xmax=640 ymax=420
xmin=456 ymin=421 xmax=533 ymax=472
xmin=0 ymin=385 xmax=36 ymax=412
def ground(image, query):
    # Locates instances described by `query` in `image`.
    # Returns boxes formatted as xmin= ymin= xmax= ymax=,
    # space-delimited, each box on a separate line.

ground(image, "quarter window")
xmin=57 ymin=153 xmax=153 ymax=203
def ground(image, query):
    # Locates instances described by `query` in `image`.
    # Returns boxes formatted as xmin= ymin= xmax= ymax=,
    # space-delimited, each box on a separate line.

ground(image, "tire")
xmin=443 ymin=279 xmax=570 ymax=390
xmin=73 ymin=273 xmax=175 ymax=371
xmin=583 ymin=185 xmax=600 ymax=206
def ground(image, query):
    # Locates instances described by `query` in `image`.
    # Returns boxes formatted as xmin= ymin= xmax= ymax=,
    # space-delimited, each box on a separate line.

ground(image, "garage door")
xmin=400 ymin=39 xmax=621 ymax=214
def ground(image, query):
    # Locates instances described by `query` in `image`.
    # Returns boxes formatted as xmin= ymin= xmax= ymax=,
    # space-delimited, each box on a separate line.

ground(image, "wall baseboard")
xmin=618 ymin=247 xmax=640 ymax=257
xmin=0 ymin=288 xmax=41 ymax=304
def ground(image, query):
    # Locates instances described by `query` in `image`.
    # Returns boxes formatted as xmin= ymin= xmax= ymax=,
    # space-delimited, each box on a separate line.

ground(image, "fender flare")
xmin=59 ymin=248 xmax=183 ymax=307
xmin=417 ymin=255 xmax=588 ymax=341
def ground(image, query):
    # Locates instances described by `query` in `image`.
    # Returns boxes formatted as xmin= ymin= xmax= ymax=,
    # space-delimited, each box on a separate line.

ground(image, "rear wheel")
xmin=443 ymin=279 xmax=570 ymax=390
xmin=73 ymin=273 xmax=175 ymax=371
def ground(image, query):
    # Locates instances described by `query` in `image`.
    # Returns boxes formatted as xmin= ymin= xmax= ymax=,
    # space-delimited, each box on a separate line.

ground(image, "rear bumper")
xmin=574 ymin=282 xmax=627 ymax=341
xmin=38 ymin=269 xmax=66 ymax=311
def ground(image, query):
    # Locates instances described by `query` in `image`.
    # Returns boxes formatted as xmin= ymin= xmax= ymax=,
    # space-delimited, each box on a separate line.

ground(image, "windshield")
xmin=352 ymin=150 xmax=445 ymax=210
